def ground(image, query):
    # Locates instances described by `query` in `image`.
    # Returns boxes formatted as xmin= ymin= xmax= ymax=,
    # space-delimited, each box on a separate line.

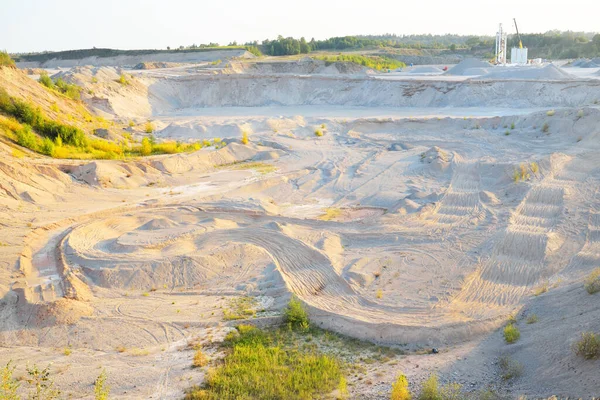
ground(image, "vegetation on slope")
xmin=0 ymin=86 xmax=217 ymax=159
xmin=39 ymin=73 xmax=82 ymax=100
xmin=314 ymin=54 xmax=405 ymax=70
xmin=0 ymin=51 xmax=15 ymax=68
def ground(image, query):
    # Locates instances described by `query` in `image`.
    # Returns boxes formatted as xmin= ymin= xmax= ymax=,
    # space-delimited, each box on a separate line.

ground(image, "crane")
xmin=513 ymin=18 xmax=523 ymax=49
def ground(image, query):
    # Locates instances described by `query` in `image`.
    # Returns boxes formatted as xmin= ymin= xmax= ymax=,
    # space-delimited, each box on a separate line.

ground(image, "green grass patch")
xmin=223 ymin=296 xmax=258 ymax=321
xmin=314 ymin=54 xmax=405 ymax=71
xmin=185 ymin=324 xmax=343 ymax=400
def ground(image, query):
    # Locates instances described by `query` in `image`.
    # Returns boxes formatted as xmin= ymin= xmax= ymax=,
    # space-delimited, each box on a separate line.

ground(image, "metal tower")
xmin=495 ymin=24 xmax=507 ymax=64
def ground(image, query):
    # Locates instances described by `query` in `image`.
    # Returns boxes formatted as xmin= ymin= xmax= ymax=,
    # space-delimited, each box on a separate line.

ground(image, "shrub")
xmin=577 ymin=110 xmax=584 ymax=119
xmin=573 ymin=332 xmax=599 ymax=359
xmin=0 ymin=51 xmax=15 ymax=68
xmin=526 ymin=314 xmax=538 ymax=324
xmin=26 ymin=364 xmax=60 ymax=399
xmin=391 ymin=374 xmax=411 ymax=400
xmin=128 ymin=120 xmax=135 ymax=127
xmin=504 ymin=324 xmax=520 ymax=344
xmin=530 ymin=162 xmax=539 ymax=174
xmin=584 ymin=268 xmax=600 ymax=294
xmin=533 ymin=282 xmax=548 ymax=296
xmin=118 ymin=74 xmax=129 ymax=85
xmin=418 ymin=374 xmax=438 ymax=400
xmin=546 ymin=110 xmax=555 ymax=116
xmin=498 ymin=356 xmax=523 ymax=380
xmin=16 ymin=125 xmax=39 ymax=151
xmin=192 ymin=349 xmax=208 ymax=367
xmin=94 ymin=369 xmax=110 ymax=400
xmin=542 ymin=123 xmax=549 ymax=133
xmin=140 ymin=137 xmax=152 ymax=156
xmin=145 ymin=122 xmax=153 ymax=133
xmin=315 ymin=129 xmax=323 ymax=137
xmin=241 ymin=131 xmax=249 ymax=145
xmin=510 ymin=123 xmax=515 ymax=129
xmin=245 ymin=46 xmax=262 ymax=57
xmin=0 ymin=361 xmax=19 ymax=400
xmin=284 ymin=296 xmax=309 ymax=330
xmin=39 ymin=74 xmax=55 ymax=89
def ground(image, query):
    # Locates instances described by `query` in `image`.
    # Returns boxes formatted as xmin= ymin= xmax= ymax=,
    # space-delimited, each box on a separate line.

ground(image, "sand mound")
xmin=462 ymin=67 xmax=489 ymax=76
xmin=445 ymin=58 xmax=491 ymax=75
xmin=409 ymin=66 xmax=442 ymax=74
xmin=70 ymin=161 xmax=162 ymax=188
xmin=475 ymin=64 xmax=575 ymax=81
xmin=137 ymin=217 xmax=180 ymax=230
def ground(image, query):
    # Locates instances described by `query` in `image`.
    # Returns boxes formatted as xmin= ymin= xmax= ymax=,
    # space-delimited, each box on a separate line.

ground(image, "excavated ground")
xmin=1 ymin=63 xmax=600 ymax=398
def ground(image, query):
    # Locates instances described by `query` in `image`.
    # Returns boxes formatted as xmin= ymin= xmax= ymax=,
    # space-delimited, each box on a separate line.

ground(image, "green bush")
xmin=284 ymin=296 xmax=309 ymax=330
xmin=39 ymin=75 xmax=81 ymax=100
xmin=39 ymin=74 xmax=55 ymax=89
xmin=573 ymin=332 xmax=599 ymax=359
xmin=504 ymin=324 xmax=520 ymax=344
xmin=391 ymin=374 xmax=411 ymax=400
xmin=15 ymin=125 xmax=39 ymax=150
xmin=584 ymin=268 xmax=600 ymax=294
xmin=0 ymin=51 xmax=15 ymax=68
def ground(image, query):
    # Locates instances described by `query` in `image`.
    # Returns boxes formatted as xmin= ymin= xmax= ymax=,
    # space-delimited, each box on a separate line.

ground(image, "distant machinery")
xmin=495 ymin=23 xmax=508 ymax=64
xmin=511 ymin=18 xmax=528 ymax=64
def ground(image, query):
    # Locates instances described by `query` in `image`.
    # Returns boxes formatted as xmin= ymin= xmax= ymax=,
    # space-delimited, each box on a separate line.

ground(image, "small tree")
xmin=391 ymin=374 xmax=411 ymax=400
xmin=284 ymin=296 xmax=309 ymax=330
xmin=241 ymin=131 xmax=249 ymax=145
xmin=94 ymin=369 xmax=110 ymax=400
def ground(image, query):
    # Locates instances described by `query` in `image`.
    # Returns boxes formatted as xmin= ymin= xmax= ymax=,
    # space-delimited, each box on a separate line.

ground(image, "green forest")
xmin=14 ymin=31 xmax=600 ymax=61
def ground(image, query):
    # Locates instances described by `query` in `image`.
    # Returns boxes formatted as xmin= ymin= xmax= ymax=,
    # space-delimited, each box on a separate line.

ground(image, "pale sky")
xmin=3 ymin=0 xmax=598 ymax=53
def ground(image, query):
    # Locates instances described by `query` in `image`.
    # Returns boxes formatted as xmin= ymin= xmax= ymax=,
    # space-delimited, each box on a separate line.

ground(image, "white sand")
xmin=2 ymin=61 xmax=600 ymax=398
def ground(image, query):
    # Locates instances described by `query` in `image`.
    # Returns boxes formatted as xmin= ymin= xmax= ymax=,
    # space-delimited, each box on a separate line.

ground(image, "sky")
xmin=3 ymin=0 xmax=599 ymax=53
